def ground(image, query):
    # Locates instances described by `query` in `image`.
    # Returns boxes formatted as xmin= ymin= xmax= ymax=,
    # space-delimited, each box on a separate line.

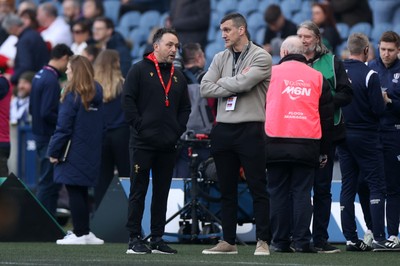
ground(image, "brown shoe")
xmin=254 ymin=240 xmax=270 ymax=255
xmin=202 ymin=240 xmax=238 ymax=254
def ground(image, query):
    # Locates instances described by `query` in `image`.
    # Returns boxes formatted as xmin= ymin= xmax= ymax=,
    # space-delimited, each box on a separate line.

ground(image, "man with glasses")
xmin=92 ymin=16 xmax=132 ymax=77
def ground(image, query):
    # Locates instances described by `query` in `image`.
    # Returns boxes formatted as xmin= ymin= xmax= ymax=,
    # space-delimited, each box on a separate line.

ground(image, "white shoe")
xmin=85 ymin=232 xmax=104 ymax=245
xmin=56 ymin=231 xmax=86 ymax=245
xmin=363 ymin=229 xmax=374 ymax=247
xmin=388 ymin=235 xmax=400 ymax=245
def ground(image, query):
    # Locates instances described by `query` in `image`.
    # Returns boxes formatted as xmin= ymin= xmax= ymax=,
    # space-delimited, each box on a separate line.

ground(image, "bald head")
xmin=280 ymin=36 xmax=305 ymax=58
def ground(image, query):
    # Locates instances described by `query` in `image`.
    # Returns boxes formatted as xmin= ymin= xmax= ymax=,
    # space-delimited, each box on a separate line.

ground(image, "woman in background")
xmin=48 ymin=55 xmax=104 ymax=245
xmin=70 ymin=19 xmax=92 ymax=55
xmin=312 ymin=2 xmax=341 ymax=53
xmin=93 ymin=49 xmax=130 ymax=208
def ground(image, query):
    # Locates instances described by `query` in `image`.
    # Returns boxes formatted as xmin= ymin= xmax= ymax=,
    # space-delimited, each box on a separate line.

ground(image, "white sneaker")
xmin=85 ymin=232 xmax=104 ymax=245
xmin=56 ymin=231 xmax=86 ymax=245
xmin=363 ymin=229 xmax=374 ymax=247
xmin=388 ymin=235 xmax=400 ymax=245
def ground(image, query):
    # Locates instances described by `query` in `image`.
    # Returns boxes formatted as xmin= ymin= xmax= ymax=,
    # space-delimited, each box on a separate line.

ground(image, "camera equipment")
xmin=163 ymin=132 xmax=223 ymax=243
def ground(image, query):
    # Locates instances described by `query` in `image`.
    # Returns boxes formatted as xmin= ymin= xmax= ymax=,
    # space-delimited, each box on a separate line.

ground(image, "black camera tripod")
xmin=163 ymin=135 xmax=223 ymax=243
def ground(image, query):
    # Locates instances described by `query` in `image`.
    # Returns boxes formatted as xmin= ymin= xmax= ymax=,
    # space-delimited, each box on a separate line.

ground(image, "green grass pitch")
xmin=0 ymin=242 xmax=399 ymax=266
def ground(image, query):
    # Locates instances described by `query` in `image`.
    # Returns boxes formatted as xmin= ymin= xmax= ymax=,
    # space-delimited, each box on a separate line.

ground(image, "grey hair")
xmin=39 ymin=2 xmax=58 ymax=17
xmin=298 ymin=20 xmax=330 ymax=54
xmin=281 ymin=36 xmax=305 ymax=55
xmin=347 ymin=33 xmax=369 ymax=55
xmin=2 ymin=14 xmax=24 ymax=32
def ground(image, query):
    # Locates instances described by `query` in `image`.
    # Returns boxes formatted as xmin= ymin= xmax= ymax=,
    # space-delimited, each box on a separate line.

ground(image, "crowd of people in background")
xmin=0 ymin=0 xmax=399 ymax=256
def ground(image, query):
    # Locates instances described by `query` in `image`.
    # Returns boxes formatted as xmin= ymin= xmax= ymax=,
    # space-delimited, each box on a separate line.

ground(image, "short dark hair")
xmin=152 ymin=27 xmax=178 ymax=44
xmin=182 ymin=43 xmax=202 ymax=64
xmin=94 ymin=16 xmax=114 ymax=30
xmin=220 ymin=13 xmax=250 ymax=39
xmin=264 ymin=4 xmax=282 ymax=24
xmin=380 ymin=31 xmax=400 ymax=48
xmin=50 ymin=44 xmax=74 ymax=59
xmin=83 ymin=44 xmax=101 ymax=61
xmin=71 ymin=18 xmax=91 ymax=33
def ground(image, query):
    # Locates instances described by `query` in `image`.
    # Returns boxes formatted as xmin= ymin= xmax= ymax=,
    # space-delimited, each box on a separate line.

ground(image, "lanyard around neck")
xmin=231 ymin=43 xmax=251 ymax=77
xmin=146 ymin=52 xmax=175 ymax=107
xmin=43 ymin=65 xmax=59 ymax=78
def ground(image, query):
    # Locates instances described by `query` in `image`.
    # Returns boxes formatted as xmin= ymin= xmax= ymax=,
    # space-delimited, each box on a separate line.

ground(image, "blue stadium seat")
xmin=210 ymin=0 xmax=218 ymax=11
xmin=255 ymin=27 xmax=266 ymax=46
xmin=280 ymin=0 xmax=295 ymax=18
xmin=103 ymin=0 xmax=121 ymax=25
xmin=281 ymin=0 xmax=302 ymax=15
xmin=349 ymin=22 xmax=372 ymax=39
xmin=117 ymin=11 xmax=141 ymax=40
xmin=237 ymin=0 xmax=259 ymax=17
xmin=300 ymin=0 xmax=312 ymax=18
xmin=215 ymin=0 xmax=238 ymax=16
xmin=292 ymin=11 xmax=309 ymax=25
xmin=394 ymin=24 xmax=400 ymax=35
xmin=371 ymin=22 xmax=393 ymax=43
xmin=207 ymin=26 xmax=217 ymax=43
xmin=210 ymin=10 xmax=221 ymax=29
xmin=129 ymin=27 xmax=149 ymax=59
xmin=159 ymin=12 xmax=169 ymax=27
xmin=336 ymin=23 xmax=350 ymax=42
xmin=335 ymin=41 xmax=348 ymax=59
xmin=205 ymin=41 xmax=225 ymax=62
xmin=247 ymin=12 xmax=265 ymax=40
xmin=272 ymin=55 xmax=281 ymax=65
xmin=259 ymin=0 xmax=280 ymax=14
xmin=139 ymin=10 xmax=161 ymax=30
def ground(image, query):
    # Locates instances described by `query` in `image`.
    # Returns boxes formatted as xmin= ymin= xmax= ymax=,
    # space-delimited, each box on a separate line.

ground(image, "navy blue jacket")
xmin=11 ymin=27 xmax=49 ymax=85
xmin=29 ymin=65 xmax=61 ymax=144
xmin=103 ymin=93 xmax=127 ymax=130
xmin=368 ymin=57 xmax=400 ymax=131
xmin=342 ymin=59 xmax=385 ymax=131
xmin=47 ymin=83 xmax=104 ymax=187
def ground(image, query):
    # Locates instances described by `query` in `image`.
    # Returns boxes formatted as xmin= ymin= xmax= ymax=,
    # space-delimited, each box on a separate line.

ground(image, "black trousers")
xmin=95 ymin=126 xmax=130 ymax=208
xmin=338 ymin=131 xmax=386 ymax=242
xmin=126 ymin=148 xmax=176 ymax=239
xmin=65 ymin=184 xmax=90 ymax=237
xmin=312 ymin=145 xmax=336 ymax=246
xmin=210 ymin=122 xmax=270 ymax=245
xmin=267 ymin=163 xmax=314 ymax=250
xmin=0 ymin=144 xmax=10 ymax=177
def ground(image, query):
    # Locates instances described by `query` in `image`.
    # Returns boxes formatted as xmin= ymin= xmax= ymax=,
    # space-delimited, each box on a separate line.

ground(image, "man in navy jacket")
xmin=1 ymin=14 xmax=49 ymax=86
xmin=30 ymin=44 xmax=73 ymax=217
xmin=368 ymin=31 xmax=400 ymax=248
xmin=92 ymin=16 xmax=132 ymax=77
xmin=339 ymin=33 xmax=389 ymax=251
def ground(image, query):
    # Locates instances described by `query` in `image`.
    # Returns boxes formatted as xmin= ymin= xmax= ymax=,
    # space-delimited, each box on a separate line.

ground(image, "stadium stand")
xmin=12 ymin=0 xmax=400 ymax=81
xmin=103 ymin=0 xmax=120 ymax=25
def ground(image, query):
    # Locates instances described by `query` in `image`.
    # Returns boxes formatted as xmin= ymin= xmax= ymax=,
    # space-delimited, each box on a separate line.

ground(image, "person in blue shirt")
xmin=368 ymin=31 xmax=400 ymax=248
xmin=29 ymin=44 xmax=73 ymax=217
xmin=339 ymin=33 xmax=389 ymax=251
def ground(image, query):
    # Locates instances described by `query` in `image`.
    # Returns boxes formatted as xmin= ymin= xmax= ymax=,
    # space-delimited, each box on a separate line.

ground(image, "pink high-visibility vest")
xmin=265 ymin=60 xmax=323 ymax=139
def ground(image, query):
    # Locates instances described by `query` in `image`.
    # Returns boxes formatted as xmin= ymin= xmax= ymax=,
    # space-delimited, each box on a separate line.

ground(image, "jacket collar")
xmin=280 ymin=54 xmax=308 ymax=64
